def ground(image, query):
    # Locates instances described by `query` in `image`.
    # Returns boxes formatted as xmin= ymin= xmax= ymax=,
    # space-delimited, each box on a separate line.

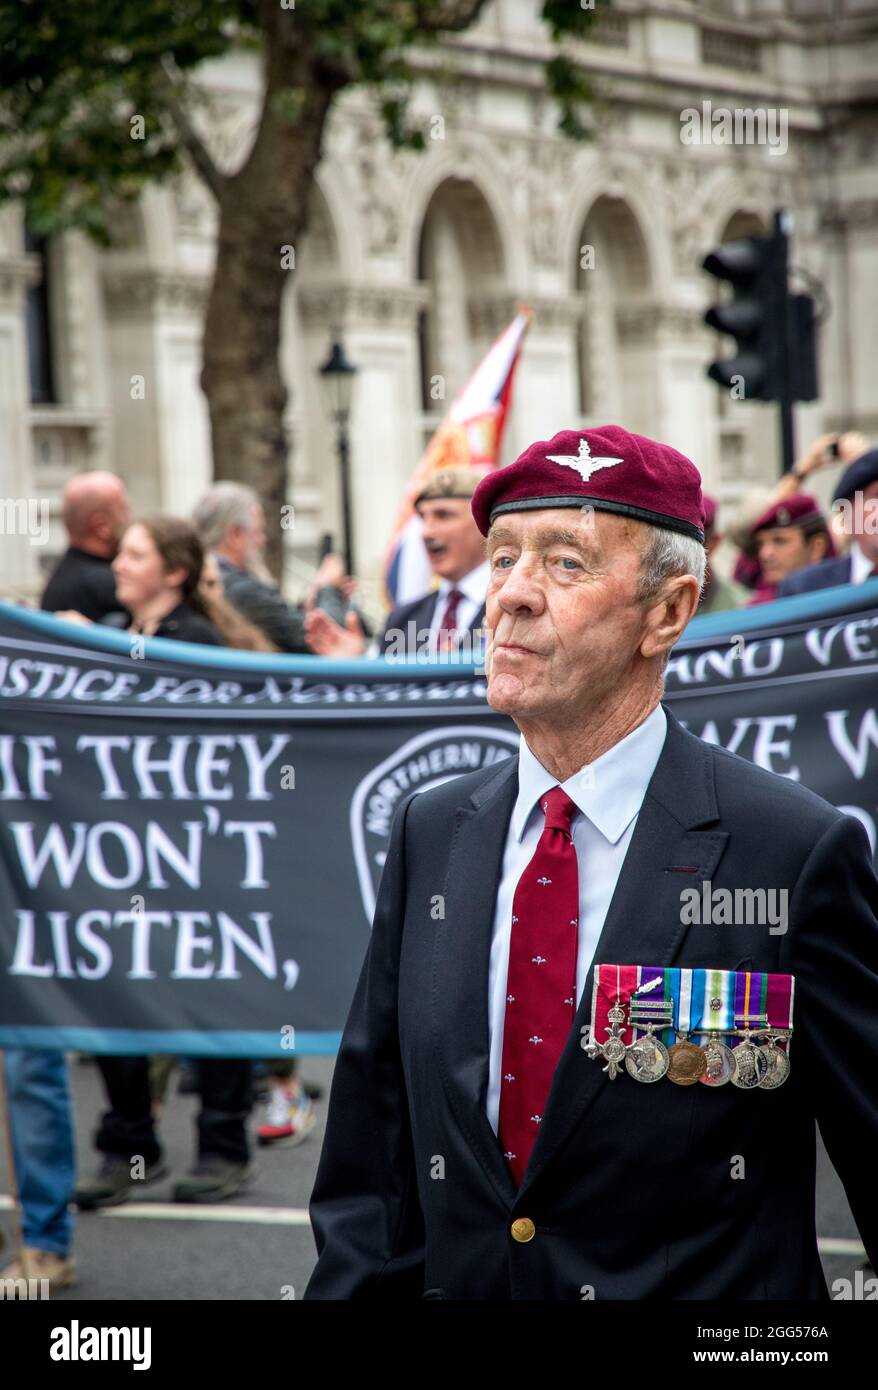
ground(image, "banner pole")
xmin=0 ymin=1051 xmax=28 ymax=1279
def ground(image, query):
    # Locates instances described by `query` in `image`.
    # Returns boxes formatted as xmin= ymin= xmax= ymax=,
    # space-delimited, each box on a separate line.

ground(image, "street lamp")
xmin=318 ymin=333 xmax=358 ymax=575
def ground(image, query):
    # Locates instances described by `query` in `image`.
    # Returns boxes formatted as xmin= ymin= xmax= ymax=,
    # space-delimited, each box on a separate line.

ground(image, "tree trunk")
xmin=200 ymin=25 xmax=341 ymax=581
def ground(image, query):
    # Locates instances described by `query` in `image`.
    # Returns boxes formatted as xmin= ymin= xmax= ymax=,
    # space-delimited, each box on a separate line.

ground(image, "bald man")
xmin=41 ymin=471 xmax=132 ymax=622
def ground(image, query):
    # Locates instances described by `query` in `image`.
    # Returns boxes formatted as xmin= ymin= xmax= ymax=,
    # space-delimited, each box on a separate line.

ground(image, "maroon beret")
xmin=702 ymin=493 xmax=718 ymax=533
xmin=471 ymin=425 xmax=704 ymax=542
xmin=750 ymin=493 xmax=828 ymax=537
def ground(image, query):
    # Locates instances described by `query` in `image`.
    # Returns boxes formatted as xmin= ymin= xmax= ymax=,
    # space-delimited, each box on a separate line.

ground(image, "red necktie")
xmin=498 ymin=786 xmax=579 ymax=1186
xmin=435 ymin=587 xmax=463 ymax=652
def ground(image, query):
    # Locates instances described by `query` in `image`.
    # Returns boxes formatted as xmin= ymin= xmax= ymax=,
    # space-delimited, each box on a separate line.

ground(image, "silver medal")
xmin=699 ymin=1034 xmax=733 ymax=1087
xmin=757 ymin=1036 xmax=791 ymax=1089
xmin=730 ymin=1038 xmax=768 ymax=1089
xmin=625 ymin=1025 xmax=670 ymax=1083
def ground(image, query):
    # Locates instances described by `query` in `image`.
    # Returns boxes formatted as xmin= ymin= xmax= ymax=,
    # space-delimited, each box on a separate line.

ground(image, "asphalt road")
xmin=0 ymin=1052 xmax=867 ymax=1302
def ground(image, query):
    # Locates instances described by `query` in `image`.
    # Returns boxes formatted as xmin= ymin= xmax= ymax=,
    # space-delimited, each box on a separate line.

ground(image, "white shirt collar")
xmin=850 ymin=542 xmax=874 ymax=584
xmin=437 ymin=559 xmax=490 ymax=606
xmin=513 ymin=702 xmax=668 ymax=846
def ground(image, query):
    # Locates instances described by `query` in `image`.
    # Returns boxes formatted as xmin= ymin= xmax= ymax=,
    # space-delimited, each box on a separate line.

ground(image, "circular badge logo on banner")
xmin=350 ymin=725 xmax=519 ymax=923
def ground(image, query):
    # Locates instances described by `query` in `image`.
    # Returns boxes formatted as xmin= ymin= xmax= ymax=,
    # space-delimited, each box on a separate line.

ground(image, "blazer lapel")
xmin=431 ymin=754 xmax=520 ymax=1205
xmin=518 ymin=710 xmax=729 ymax=1196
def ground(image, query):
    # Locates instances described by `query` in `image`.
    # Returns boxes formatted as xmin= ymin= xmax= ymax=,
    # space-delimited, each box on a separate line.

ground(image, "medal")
xmin=666 ymin=971 xmax=705 ymax=1084
xmin=666 ymin=1035 xmax=707 ymax=1085
xmin=698 ymin=972 xmax=733 ymax=1086
xmin=730 ymin=1035 xmax=767 ymax=1089
xmin=599 ymin=997 xmax=628 ymax=1079
xmin=757 ymin=1034 xmax=791 ymax=1089
xmin=626 ymin=975 xmax=673 ymax=1083
xmin=625 ymin=1024 xmax=670 ymax=1083
xmin=700 ymin=1033 xmax=733 ymax=1087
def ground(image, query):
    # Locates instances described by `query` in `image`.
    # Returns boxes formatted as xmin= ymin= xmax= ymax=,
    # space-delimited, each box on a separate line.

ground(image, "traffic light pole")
xmin=775 ymin=210 xmax=796 ymax=478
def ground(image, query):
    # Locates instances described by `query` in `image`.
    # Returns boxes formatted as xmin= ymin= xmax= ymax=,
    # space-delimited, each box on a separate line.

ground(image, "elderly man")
xmin=41 ymin=470 xmax=131 ymax=621
xmin=192 ymin=482 xmax=310 ymax=653
xmin=304 ymin=425 xmax=878 ymax=1301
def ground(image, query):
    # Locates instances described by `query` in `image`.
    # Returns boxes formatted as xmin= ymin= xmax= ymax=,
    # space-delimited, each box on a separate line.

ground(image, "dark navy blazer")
xmin=305 ymin=705 xmax=878 ymax=1300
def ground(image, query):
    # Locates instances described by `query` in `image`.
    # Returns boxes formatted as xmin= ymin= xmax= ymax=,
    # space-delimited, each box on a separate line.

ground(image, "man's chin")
xmin=486 ymin=671 xmax=539 ymax=717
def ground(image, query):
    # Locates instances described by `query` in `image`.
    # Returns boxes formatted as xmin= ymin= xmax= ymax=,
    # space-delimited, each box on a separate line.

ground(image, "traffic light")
xmin=702 ymin=209 xmax=819 ymax=473
xmin=702 ymin=215 xmax=817 ymax=404
xmin=703 ymin=234 xmax=781 ymax=399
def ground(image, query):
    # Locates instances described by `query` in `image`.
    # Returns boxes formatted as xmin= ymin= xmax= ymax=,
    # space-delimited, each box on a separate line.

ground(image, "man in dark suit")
xmin=305 ymin=426 xmax=878 ymax=1300
xmin=779 ymin=446 xmax=878 ymax=596
xmin=305 ymin=468 xmax=488 ymax=659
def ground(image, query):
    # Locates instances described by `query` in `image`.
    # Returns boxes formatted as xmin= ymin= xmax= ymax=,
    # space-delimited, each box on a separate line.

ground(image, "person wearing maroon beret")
xmin=745 ymin=494 xmax=834 ymax=605
xmin=306 ymin=424 xmax=878 ymax=1301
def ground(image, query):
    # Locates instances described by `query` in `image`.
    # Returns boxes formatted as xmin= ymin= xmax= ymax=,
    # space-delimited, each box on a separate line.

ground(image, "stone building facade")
xmin=1 ymin=0 xmax=876 ymax=614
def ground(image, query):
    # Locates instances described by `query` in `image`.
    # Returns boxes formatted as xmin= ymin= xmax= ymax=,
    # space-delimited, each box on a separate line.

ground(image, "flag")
xmin=384 ymin=310 xmax=531 ymax=606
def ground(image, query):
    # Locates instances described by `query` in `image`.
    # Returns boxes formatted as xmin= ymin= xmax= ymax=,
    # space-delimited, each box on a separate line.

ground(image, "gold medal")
xmin=666 ymin=1037 xmax=707 ymax=1086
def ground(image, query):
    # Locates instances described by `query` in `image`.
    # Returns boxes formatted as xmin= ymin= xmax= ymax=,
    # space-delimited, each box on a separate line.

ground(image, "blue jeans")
xmin=3 ymin=1050 xmax=75 ymax=1256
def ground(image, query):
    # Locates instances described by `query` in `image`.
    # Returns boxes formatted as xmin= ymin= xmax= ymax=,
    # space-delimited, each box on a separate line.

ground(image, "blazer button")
xmin=510 ymin=1217 xmax=536 ymax=1243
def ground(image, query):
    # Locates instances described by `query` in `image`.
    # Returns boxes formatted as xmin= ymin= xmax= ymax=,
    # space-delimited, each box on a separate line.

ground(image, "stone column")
xmin=101 ymin=268 xmax=211 ymax=518
xmin=0 ymin=253 xmax=42 ymax=596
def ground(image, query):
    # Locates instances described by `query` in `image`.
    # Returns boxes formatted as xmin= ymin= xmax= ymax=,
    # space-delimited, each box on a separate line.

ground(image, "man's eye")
xmin=556 ymin=556 xmax=582 ymax=570
xmin=492 ymin=554 xmax=514 ymax=569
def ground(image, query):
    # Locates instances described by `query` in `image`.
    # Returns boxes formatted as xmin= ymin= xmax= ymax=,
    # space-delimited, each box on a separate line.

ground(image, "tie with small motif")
xmin=435 ymin=587 xmax=463 ymax=652
xmin=498 ymin=786 xmax=579 ymax=1186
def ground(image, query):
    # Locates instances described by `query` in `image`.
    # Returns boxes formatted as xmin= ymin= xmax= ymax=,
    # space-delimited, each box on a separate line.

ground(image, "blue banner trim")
xmin=0 ymin=1027 xmax=343 ymax=1056
xmin=3 ymin=580 xmax=878 ymax=673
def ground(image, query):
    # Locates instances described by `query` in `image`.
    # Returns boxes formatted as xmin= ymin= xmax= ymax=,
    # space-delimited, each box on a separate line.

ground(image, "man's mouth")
xmin=495 ymin=641 xmax=539 ymax=655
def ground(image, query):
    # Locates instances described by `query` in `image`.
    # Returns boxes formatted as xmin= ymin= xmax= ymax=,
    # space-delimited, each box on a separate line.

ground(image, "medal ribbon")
xmin=591 ymin=964 xmax=640 ymax=1051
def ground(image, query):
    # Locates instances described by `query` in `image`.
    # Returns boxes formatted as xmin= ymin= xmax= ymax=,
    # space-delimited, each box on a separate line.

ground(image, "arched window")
xmin=574 ymin=195 xmax=652 ymax=427
xmin=416 ymin=178 xmax=506 ymax=427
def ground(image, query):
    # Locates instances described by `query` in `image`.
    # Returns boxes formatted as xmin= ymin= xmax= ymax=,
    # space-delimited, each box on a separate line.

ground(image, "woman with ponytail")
xmin=109 ymin=516 xmax=223 ymax=646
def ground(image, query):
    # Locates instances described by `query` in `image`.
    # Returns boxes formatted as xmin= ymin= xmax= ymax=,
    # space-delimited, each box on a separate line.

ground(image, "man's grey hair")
xmin=636 ymin=525 xmax=706 ymax=670
xmin=636 ymin=525 xmax=706 ymax=605
xmin=192 ymin=482 xmax=260 ymax=551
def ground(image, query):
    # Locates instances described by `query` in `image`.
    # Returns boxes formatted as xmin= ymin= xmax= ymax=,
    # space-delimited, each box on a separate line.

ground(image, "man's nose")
xmin=495 ymin=558 xmax=544 ymax=613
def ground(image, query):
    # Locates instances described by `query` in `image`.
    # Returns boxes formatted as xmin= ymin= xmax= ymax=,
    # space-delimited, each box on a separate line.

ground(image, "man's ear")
xmin=640 ymin=575 xmax=701 ymax=660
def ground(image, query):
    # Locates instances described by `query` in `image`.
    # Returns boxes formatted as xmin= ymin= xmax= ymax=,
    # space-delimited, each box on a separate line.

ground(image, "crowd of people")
xmin=2 ymin=423 xmax=877 ymax=1295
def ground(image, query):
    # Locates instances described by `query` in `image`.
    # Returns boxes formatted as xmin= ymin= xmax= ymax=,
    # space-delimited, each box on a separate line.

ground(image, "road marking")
xmin=0 ymin=1194 xmax=868 ymax=1251
xmin=96 ymin=1202 xmax=312 ymax=1225
xmin=0 ymin=1194 xmax=310 ymax=1226
xmin=817 ymin=1237 xmax=868 ymax=1257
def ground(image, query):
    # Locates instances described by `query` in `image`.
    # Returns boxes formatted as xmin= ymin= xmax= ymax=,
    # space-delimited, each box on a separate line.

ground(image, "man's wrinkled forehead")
xmin=486 ymin=509 xmax=638 ymax=556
